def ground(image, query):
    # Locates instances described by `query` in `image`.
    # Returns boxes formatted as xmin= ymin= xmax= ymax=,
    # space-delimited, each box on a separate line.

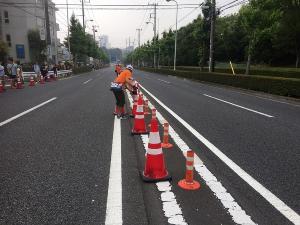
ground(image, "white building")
xmin=0 ymin=0 xmax=59 ymax=63
xmin=99 ymin=35 xmax=109 ymax=48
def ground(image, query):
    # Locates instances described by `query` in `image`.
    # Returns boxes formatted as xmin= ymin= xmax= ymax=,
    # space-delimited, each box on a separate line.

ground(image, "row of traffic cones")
xmin=127 ymin=87 xmax=200 ymax=190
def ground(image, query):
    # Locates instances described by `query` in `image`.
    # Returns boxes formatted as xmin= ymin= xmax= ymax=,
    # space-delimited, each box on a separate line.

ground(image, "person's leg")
xmin=113 ymin=90 xmax=121 ymax=115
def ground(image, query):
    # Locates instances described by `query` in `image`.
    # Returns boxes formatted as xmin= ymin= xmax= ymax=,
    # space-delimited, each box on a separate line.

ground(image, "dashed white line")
xmin=0 ymin=97 xmax=57 ymax=127
xmin=140 ymin=84 xmax=300 ymax=225
xmin=105 ymin=117 xmax=122 ymax=225
xmin=158 ymin=78 xmax=171 ymax=84
xmin=203 ymin=94 xmax=274 ymax=118
xmin=83 ymin=79 xmax=92 ymax=84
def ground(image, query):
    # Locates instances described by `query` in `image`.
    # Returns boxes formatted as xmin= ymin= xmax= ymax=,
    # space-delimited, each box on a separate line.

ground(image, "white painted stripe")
xmin=186 ymin=157 xmax=194 ymax=162
xmin=0 ymin=97 xmax=57 ymax=127
xmin=83 ymin=79 xmax=92 ymax=84
xmin=140 ymin=84 xmax=300 ymax=225
xmin=126 ymin=91 xmax=187 ymax=225
xmin=147 ymin=148 xmax=163 ymax=155
xmin=105 ymin=117 xmax=122 ymax=225
xmin=158 ymin=78 xmax=171 ymax=84
xmin=203 ymin=94 xmax=274 ymax=118
xmin=186 ymin=165 xmax=194 ymax=170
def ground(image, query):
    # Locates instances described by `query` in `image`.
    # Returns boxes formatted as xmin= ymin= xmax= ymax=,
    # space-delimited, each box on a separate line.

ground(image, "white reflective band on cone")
xmin=135 ymin=114 xmax=144 ymax=119
xmin=186 ymin=165 xmax=194 ymax=170
xmin=137 ymin=105 xmax=143 ymax=112
xmin=147 ymin=148 xmax=163 ymax=155
xmin=149 ymin=133 xmax=161 ymax=144
xmin=186 ymin=157 xmax=194 ymax=162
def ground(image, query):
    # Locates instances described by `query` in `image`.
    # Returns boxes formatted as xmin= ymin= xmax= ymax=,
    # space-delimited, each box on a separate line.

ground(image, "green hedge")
xmin=73 ymin=66 xmax=92 ymax=74
xmin=160 ymin=66 xmax=300 ymax=79
xmin=140 ymin=68 xmax=300 ymax=98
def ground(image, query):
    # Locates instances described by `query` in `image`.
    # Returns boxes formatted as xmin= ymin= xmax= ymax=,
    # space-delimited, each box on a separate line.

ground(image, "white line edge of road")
xmin=126 ymin=91 xmax=188 ymax=225
xmin=0 ymin=97 xmax=57 ymax=127
xmin=141 ymin=93 xmax=256 ymax=225
xmin=105 ymin=117 xmax=122 ymax=225
xmin=139 ymin=84 xmax=300 ymax=225
xmin=203 ymin=94 xmax=274 ymax=118
xmin=83 ymin=79 xmax=92 ymax=84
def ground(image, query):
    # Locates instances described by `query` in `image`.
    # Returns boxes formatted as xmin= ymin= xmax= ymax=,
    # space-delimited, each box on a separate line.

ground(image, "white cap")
xmin=126 ymin=64 xmax=133 ymax=71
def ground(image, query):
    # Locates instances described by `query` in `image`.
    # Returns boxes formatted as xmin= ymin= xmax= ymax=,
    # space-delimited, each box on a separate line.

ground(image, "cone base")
xmin=131 ymin=129 xmax=149 ymax=135
xmin=162 ymin=143 xmax=173 ymax=149
xmin=178 ymin=179 xmax=200 ymax=190
xmin=141 ymin=171 xmax=172 ymax=183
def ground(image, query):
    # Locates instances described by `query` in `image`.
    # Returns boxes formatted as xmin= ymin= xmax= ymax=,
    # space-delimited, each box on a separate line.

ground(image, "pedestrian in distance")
xmin=114 ymin=61 xmax=122 ymax=76
xmin=110 ymin=64 xmax=135 ymax=119
xmin=6 ymin=57 xmax=18 ymax=88
xmin=0 ymin=60 xmax=5 ymax=91
xmin=33 ymin=62 xmax=41 ymax=82
xmin=41 ymin=62 xmax=48 ymax=81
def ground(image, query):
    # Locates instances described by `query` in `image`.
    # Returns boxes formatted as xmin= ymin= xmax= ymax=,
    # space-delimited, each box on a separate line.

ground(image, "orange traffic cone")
xmin=178 ymin=150 xmax=200 ymax=190
xmin=161 ymin=122 xmax=173 ymax=149
xmin=144 ymin=99 xmax=150 ymax=115
xmin=142 ymin=117 xmax=171 ymax=182
xmin=131 ymin=95 xmax=149 ymax=135
xmin=148 ymin=108 xmax=157 ymax=128
xmin=29 ymin=76 xmax=35 ymax=87
xmin=0 ymin=82 xmax=4 ymax=93
xmin=113 ymin=106 xmax=118 ymax=115
xmin=130 ymin=94 xmax=138 ymax=118
xmin=46 ymin=74 xmax=51 ymax=82
xmin=16 ymin=77 xmax=23 ymax=89
xmin=40 ymin=75 xmax=45 ymax=84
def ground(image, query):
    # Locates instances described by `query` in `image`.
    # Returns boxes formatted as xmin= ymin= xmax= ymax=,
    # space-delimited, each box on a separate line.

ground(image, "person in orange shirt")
xmin=114 ymin=62 xmax=122 ymax=76
xmin=111 ymin=64 xmax=135 ymax=119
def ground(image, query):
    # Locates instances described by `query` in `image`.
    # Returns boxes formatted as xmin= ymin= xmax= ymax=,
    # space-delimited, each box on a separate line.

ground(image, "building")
xmin=99 ymin=35 xmax=109 ymax=49
xmin=57 ymin=42 xmax=71 ymax=62
xmin=0 ymin=0 xmax=59 ymax=63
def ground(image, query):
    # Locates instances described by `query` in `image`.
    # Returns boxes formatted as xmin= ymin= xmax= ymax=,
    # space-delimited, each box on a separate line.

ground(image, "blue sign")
xmin=16 ymin=44 xmax=25 ymax=59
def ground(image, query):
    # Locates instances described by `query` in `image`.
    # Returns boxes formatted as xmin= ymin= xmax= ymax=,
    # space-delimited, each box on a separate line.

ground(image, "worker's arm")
xmin=125 ymin=77 xmax=135 ymax=91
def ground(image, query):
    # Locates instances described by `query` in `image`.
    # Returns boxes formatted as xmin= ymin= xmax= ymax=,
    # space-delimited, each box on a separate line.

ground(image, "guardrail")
xmin=22 ymin=70 xmax=72 ymax=81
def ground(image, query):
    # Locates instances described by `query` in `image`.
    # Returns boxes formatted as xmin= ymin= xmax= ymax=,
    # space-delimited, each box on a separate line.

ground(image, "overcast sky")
xmin=53 ymin=0 xmax=244 ymax=49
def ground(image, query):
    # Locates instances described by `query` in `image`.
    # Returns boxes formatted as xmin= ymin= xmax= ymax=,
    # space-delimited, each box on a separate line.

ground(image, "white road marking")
xmin=203 ymin=94 xmax=274 ymax=118
xmin=140 ymin=84 xmax=300 ymax=225
xmin=105 ymin=117 xmax=122 ymax=225
xmin=158 ymin=78 xmax=171 ymax=84
xmin=126 ymin=91 xmax=187 ymax=225
xmin=142 ymin=95 xmax=256 ymax=225
xmin=0 ymin=97 xmax=57 ymax=127
xmin=83 ymin=79 xmax=92 ymax=84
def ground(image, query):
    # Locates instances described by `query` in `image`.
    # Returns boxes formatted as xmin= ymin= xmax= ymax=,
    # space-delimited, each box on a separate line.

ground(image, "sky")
xmin=53 ymin=0 xmax=244 ymax=49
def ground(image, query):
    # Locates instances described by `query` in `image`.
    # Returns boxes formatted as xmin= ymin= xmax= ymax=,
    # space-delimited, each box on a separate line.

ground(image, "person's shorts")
xmin=9 ymin=75 xmax=17 ymax=79
xmin=112 ymin=89 xmax=125 ymax=107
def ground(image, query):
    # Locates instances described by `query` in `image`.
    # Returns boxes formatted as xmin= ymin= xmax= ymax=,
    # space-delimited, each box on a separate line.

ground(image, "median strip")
xmin=0 ymin=97 xmax=57 ymax=127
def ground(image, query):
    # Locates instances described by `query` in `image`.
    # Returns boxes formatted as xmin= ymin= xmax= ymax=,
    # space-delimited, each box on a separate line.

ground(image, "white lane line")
xmin=203 ymin=94 xmax=274 ymax=118
xmin=105 ymin=117 xmax=122 ymax=225
xmin=140 ymin=84 xmax=300 ymax=225
xmin=141 ymin=94 xmax=256 ymax=225
xmin=158 ymin=78 xmax=171 ymax=84
xmin=0 ymin=97 xmax=57 ymax=127
xmin=126 ymin=92 xmax=187 ymax=225
xmin=83 ymin=79 xmax=92 ymax=84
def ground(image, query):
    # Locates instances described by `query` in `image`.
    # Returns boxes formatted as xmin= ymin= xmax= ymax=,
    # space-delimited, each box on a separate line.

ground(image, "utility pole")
xmin=44 ymin=0 xmax=51 ymax=62
xmin=154 ymin=3 xmax=157 ymax=69
xmin=81 ymin=0 xmax=85 ymax=32
xmin=66 ymin=0 xmax=71 ymax=58
xmin=136 ymin=28 xmax=142 ymax=67
xmin=209 ymin=0 xmax=216 ymax=72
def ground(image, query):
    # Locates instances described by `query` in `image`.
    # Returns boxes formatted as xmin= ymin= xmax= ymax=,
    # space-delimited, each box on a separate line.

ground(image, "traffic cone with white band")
xmin=130 ymin=94 xmax=138 ymax=118
xmin=161 ymin=122 xmax=173 ymax=149
xmin=46 ymin=73 xmax=51 ymax=82
xmin=178 ymin=150 xmax=200 ymax=190
xmin=16 ymin=77 xmax=23 ymax=89
xmin=0 ymin=82 xmax=4 ymax=93
xmin=148 ymin=108 xmax=157 ymax=128
xmin=40 ymin=75 xmax=45 ymax=84
xmin=29 ymin=76 xmax=35 ymax=86
xmin=131 ymin=95 xmax=149 ymax=135
xmin=142 ymin=117 xmax=171 ymax=182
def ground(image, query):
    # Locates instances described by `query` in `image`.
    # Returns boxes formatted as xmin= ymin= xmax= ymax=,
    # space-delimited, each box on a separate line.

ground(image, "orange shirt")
xmin=114 ymin=69 xmax=132 ymax=84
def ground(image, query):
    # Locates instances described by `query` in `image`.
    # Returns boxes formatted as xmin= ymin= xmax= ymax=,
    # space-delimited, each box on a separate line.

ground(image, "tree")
xmin=27 ymin=29 xmax=47 ymax=63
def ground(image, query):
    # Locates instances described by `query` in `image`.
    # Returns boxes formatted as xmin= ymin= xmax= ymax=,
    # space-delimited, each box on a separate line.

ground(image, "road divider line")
xmin=126 ymin=92 xmax=187 ymax=225
xmin=139 ymin=92 xmax=256 ymax=225
xmin=140 ymin=84 xmax=300 ymax=225
xmin=83 ymin=79 xmax=92 ymax=84
xmin=105 ymin=117 xmax=122 ymax=225
xmin=158 ymin=78 xmax=171 ymax=84
xmin=0 ymin=97 xmax=57 ymax=127
xmin=203 ymin=94 xmax=274 ymax=118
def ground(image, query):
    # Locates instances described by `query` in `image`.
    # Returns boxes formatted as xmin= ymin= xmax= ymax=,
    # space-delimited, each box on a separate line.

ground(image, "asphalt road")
xmin=0 ymin=67 xmax=299 ymax=225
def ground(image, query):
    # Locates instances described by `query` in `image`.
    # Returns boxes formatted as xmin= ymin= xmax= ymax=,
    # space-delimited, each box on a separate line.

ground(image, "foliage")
xmin=126 ymin=0 xmax=300 ymax=68
xmin=73 ymin=66 xmax=92 ymax=74
xmin=27 ymin=29 xmax=47 ymax=63
xmin=66 ymin=15 xmax=109 ymax=65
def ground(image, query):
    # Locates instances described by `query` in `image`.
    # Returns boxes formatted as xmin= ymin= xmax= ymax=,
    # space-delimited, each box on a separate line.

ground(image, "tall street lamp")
xmin=166 ymin=0 xmax=178 ymax=71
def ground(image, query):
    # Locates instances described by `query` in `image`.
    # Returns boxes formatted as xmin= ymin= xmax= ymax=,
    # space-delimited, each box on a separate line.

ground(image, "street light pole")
xmin=166 ymin=0 xmax=178 ymax=71
xmin=209 ymin=0 xmax=216 ymax=72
